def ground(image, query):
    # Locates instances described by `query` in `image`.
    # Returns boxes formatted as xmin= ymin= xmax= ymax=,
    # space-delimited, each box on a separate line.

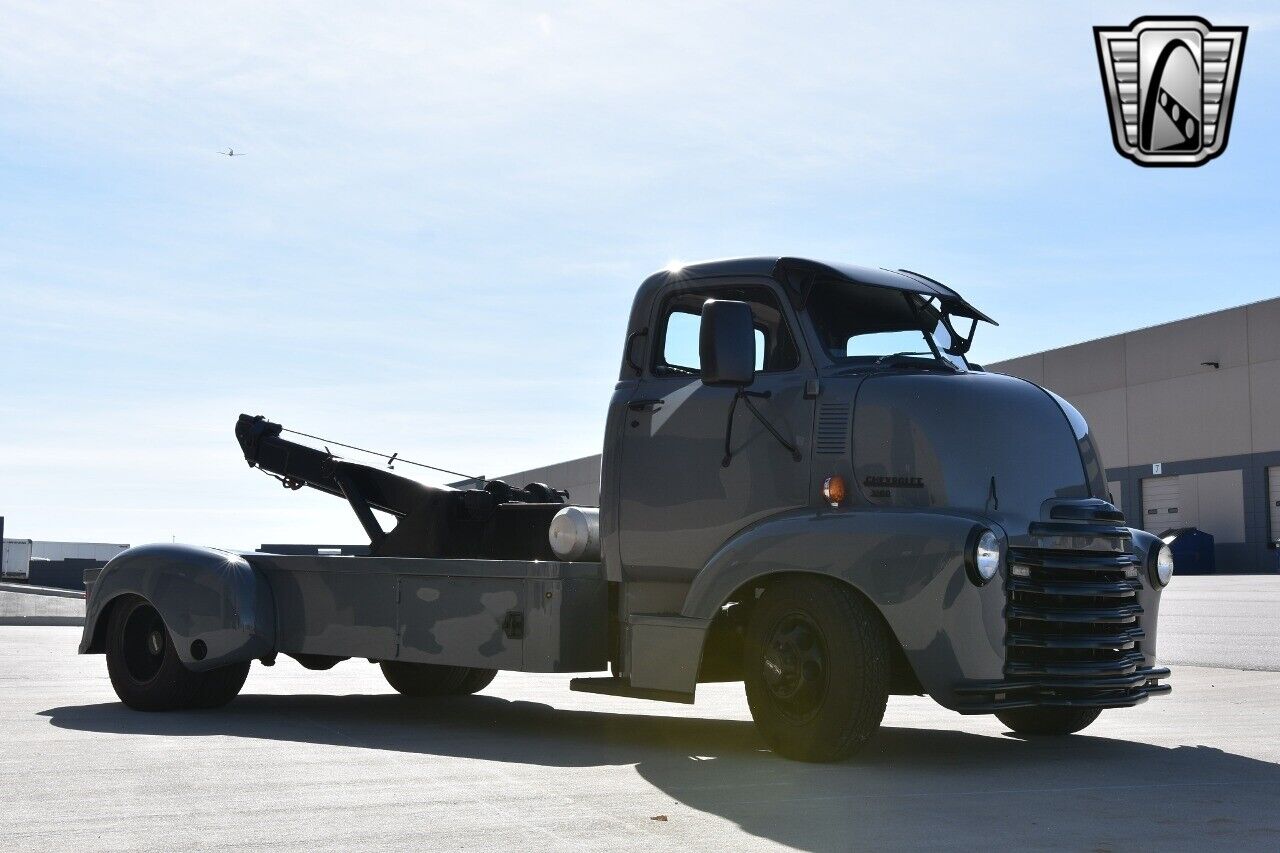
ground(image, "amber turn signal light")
xmin=822 ymin=475 xmax=846 ymax=507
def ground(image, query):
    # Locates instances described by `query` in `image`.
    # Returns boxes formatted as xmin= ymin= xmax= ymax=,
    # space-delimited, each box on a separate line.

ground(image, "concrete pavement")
xmin=1158 ymin=576 xmax=1280 ymax=671
xmin=2 ymin=623 xmax=1279 ymax=851
xmin=0 ymin=584 xmax=84 ymax=626
xmin=1 ymin=576 xmax=1278 ymax=850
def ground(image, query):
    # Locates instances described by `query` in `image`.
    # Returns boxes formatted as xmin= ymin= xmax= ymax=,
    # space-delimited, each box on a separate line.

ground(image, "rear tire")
xmin=743 ymin=577 xmax=891 ymax=762
xmin=455 ymin=667 xmax=498 ymax=695
xmin=379 ymin=662 xmax=497 ymax=697
xmin=996 ymin=707 xmax=1102 ymax=736
xmin=105 ymin=594 xmax=250 ymax=711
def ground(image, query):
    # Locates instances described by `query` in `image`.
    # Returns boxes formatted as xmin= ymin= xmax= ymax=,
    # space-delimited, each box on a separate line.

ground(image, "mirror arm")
xmin=719 ymin=391 xmax=743 ymax=467
xmin=721 ymin=389 xmax=802 ymax=468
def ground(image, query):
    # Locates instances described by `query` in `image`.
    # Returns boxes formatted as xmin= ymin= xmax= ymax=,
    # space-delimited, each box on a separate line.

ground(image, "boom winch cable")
xmin=277 ymin=427 xmax=483 ymax=482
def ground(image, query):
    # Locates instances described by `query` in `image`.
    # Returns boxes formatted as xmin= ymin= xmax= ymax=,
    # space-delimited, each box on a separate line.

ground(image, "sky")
xmin=1 ymin=1 xmax=1278 ymax=548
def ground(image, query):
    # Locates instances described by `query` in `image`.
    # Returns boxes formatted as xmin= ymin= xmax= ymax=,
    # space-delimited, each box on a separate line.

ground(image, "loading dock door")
xmin=1268 ymin=467 xmax=1280 ymax=544
xmin=1142 ymin=476 xmax=1188 ymax=534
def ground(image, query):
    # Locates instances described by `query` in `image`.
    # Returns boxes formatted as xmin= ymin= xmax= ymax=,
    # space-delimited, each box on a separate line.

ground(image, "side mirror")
xmin=699 ymin=299 xmax=755 ymax=386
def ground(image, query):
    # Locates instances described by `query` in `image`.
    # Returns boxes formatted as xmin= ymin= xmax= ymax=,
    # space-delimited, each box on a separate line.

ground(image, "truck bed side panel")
xmin=262 ymin=565 xmax=399 ymax=660
xmin=398 ymin=576 xmax=524 ymax=668
xmin=246 ymin=555 xmax=607 ymax=672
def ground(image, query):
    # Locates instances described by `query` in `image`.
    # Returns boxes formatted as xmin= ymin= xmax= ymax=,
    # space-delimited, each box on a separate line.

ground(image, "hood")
xmin=850 ymin=371 xmax=1105 ymax=534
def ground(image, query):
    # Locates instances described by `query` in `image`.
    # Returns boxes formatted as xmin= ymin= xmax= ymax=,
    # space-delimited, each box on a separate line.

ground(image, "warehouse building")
xmin=989 ymin=297 xmax=1280 ymax=573
xmin=490 ymin=296 xmax=1280 ymax=575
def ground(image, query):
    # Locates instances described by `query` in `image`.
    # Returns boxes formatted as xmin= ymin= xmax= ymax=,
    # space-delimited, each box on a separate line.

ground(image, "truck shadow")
xmin=39 ymin=692 xmax=1280 ymax=851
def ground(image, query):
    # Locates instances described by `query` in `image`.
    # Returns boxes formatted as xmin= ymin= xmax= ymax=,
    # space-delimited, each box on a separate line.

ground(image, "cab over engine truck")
xmin=80 ymin=257 xmax=1173 ymax=762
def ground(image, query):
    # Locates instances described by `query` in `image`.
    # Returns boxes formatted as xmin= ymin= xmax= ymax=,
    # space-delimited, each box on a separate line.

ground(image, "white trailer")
xmin=31 ymin=541 xmax=128 ymax=562
xmin=2 ymin=539 xmax=33 ymax=579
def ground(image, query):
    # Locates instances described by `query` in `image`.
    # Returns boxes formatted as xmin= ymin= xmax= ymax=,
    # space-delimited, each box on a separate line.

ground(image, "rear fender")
xmin=79 ymin=543 xmax=275 ymax=671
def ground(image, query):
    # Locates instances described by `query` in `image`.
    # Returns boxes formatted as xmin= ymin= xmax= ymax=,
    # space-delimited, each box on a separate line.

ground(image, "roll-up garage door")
xmin=1142 ymin=476 xmax=1188 ymax=534
xmin=1268 ymin=467 xmax=1280 ymax=544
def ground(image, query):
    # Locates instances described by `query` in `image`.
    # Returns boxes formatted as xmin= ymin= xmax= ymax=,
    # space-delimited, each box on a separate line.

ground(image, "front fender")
xmin=79 ymin=543 xmax=275 ymax=671
xmin=682 ymin=508 xmax=1007 ymax=708
xmin=1128 ymin=527 xmax=1165 ymax=667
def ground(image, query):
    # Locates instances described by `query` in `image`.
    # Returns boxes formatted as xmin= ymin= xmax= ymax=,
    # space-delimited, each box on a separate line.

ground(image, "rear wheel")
xmin=455 ymin=667 xmax=498 ymax=694
xmin=996 ymin=707 xmax=1102 ymax=736
xmin=379 ymin=662 xmax=497 ymax=697
xmin=743 ymin=577 xmax=891 ymax=762
xmin=105 ymin=594 xmax=249 ymax=711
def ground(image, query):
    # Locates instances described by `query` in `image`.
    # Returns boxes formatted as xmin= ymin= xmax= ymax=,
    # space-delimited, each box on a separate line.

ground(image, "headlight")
xmin=1151 ymin=543 xmax=1174 ymax=587
xmin=967 ymin=528 xmax=1003 ymax=586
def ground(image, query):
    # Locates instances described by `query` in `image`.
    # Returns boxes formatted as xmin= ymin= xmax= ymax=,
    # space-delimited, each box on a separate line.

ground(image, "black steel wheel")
xmin=119 ymin=599 xmax=168 ymax=685
xmin=105 ymin=594 xmax=249 ymax=711
xmin=743 ymin=577 xmax=891 ymax=762
xmin=760 ymin=612 xmax=829 ymax=724
xmin=380 ymin=662 xmax=496 ymax=697
xmin=996 ymin=707 xmax=1102 ymax=736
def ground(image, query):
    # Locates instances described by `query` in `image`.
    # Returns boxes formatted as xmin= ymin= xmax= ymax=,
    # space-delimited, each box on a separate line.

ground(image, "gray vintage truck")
xmin=80 ymin=257 xmax=1173 ymax=761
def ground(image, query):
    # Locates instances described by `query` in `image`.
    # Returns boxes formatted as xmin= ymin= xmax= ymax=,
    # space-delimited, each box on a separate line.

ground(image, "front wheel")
xmin=743 ymin=577 xmax=891 ymax=762
xmin=105 ymin=594 xmax=250 ymax=711
xmin=996 ymin=707 xmax=1102 ymax=736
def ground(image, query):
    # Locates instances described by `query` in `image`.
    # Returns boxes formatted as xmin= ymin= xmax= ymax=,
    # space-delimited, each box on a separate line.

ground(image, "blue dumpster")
xmin=1159 ymin=527 xmax=1215 ymax=575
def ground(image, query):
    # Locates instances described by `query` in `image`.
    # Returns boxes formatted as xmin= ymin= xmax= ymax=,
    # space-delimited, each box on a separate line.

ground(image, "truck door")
xmin=617 ymin=281 xmax=814 ymax=581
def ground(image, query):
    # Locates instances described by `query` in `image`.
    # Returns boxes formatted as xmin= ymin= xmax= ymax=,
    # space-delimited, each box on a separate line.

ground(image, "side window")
xmin=660 ymin=311 xmax=702 ymax=374
xmin=654 ymin=286 xmax=798 ymax=377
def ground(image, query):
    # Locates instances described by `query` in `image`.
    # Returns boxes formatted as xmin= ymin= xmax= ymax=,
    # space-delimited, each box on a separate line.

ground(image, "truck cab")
xmin=79 ymin=256 xmax=1173 ymax=762
xmin=596 ymin=257 xmax=1169 ymax=750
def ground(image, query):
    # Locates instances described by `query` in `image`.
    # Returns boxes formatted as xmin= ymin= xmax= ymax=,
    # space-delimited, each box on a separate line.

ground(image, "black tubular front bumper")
xmin=953 ymin=666 xmax=1171 ymax=713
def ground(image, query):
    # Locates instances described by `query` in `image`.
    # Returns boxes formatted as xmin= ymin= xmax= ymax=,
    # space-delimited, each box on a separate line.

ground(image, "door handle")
xmin=628 ymin=398 xmax=665 ymax=411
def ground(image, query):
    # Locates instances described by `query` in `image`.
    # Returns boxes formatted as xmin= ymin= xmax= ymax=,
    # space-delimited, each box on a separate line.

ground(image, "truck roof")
xmin=645 ymin=256 xmax=994 ymax=324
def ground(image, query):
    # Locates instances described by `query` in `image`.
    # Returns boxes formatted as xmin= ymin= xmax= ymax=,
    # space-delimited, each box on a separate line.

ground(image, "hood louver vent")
xmin=816 ymin=402 xmax=850 ymax=455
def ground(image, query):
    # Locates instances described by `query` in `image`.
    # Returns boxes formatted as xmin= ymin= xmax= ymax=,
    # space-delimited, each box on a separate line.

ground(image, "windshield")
xmin=806 ymin=281 xmax=968 ymax=370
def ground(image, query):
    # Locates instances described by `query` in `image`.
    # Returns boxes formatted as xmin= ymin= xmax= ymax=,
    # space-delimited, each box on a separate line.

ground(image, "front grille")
xmin=956 ymin=520 xmax=1170 ymax=711
xmin=999 ymin=525 xmax=1167 ymax=705
xmin=1006 ymin=546 xmax=1145 ymax=686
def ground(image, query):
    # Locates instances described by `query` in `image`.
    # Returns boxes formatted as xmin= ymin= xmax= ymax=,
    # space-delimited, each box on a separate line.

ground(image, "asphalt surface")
xmin=1 ymin=578 xmax=1278 ymax=851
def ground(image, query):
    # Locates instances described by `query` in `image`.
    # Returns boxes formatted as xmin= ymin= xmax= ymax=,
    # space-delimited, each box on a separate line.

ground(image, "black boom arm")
xmin=234 ymin=414 xmax=567 ymax=559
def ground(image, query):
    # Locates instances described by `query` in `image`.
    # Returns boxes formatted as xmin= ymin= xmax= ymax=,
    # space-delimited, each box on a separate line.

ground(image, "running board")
xmin=569 ymin=676 xmax=694 ymax=704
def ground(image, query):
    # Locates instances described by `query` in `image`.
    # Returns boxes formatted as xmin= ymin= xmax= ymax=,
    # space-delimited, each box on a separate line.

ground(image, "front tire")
xmin=996 ymin=707 xmax=1102 ymax=736
xmin=380 ymin=662 xmax=497 ymax=697
xmin=743 ymin=577 xmax=891 ymax=762
xmin=105 ymin=594 xmax=249 ymax=711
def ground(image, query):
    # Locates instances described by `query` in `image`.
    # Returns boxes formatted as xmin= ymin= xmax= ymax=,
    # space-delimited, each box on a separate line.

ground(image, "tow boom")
xmin=235 ymin=414 xmax=568 ymax=560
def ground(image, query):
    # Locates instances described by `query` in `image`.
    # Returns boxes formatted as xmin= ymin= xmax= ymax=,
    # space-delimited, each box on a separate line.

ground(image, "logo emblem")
xmin=1094 ymin=16 xmax=1247 ymax=166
